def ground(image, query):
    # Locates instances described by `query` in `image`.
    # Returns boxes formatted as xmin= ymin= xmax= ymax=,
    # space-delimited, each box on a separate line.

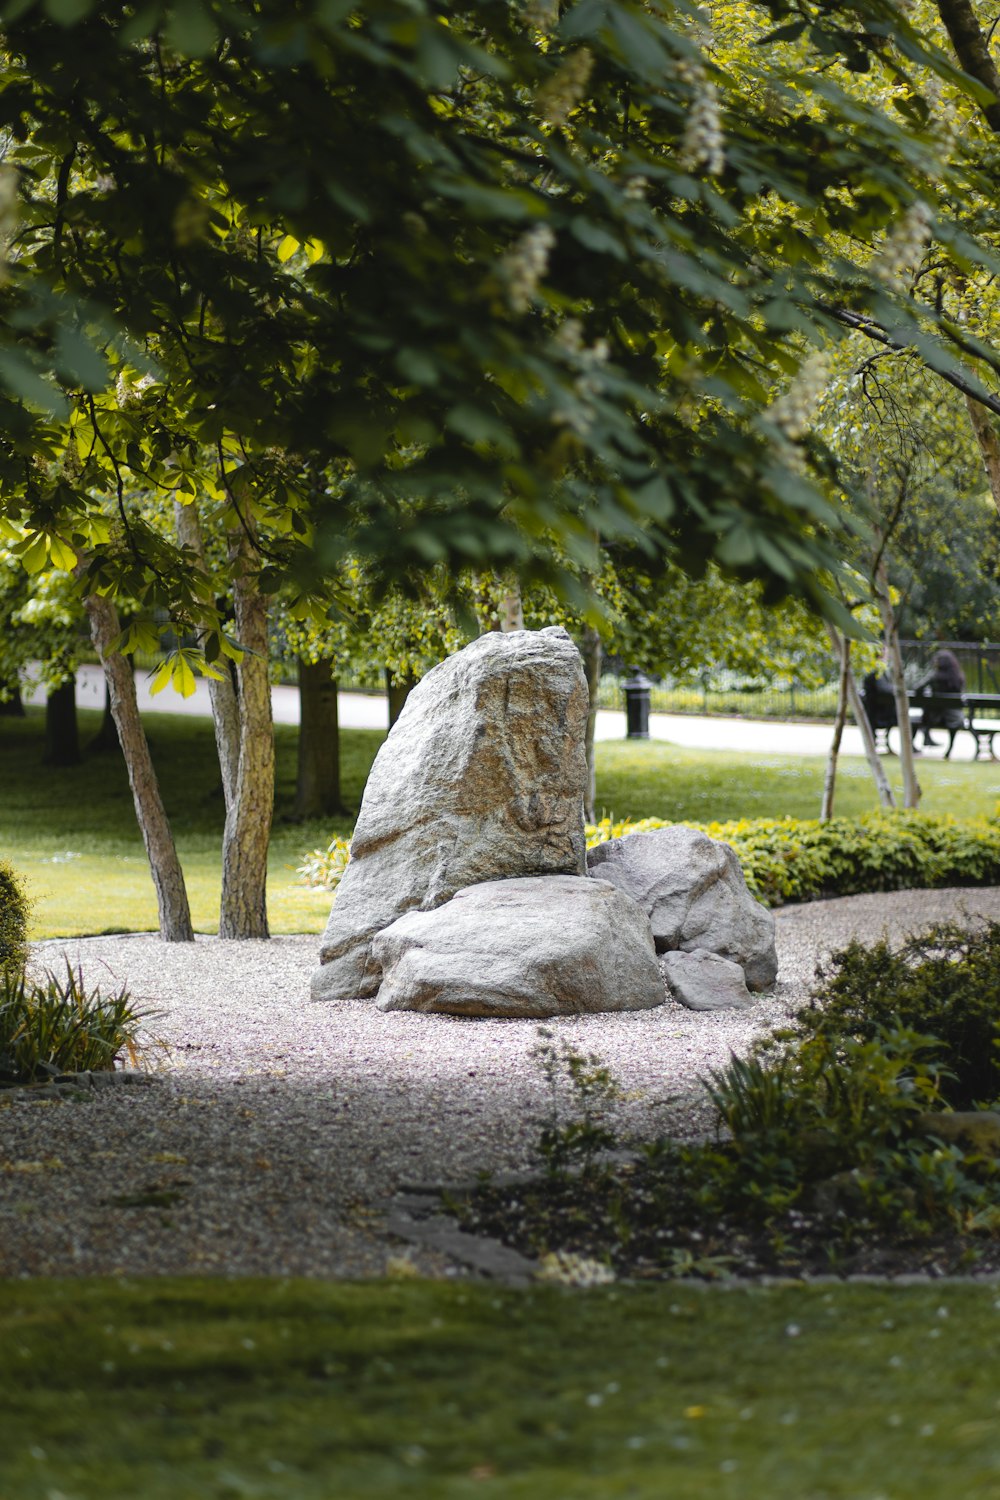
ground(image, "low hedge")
xmin=586 ymin=811 xmax=1000 ymax=908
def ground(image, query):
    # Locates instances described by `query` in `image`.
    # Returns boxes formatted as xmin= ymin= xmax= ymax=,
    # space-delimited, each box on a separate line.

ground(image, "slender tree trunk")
xmin=499 ymin=573 xmax=524 ymax=632
xmin=296 ymin=656 xmax=347 ymax=817
xmin=88 ymin=676 xmax=122 ymax=753
xmin=174 ymin=498 xmax=240 ymax=811
xmin=386 ymin=669 xmax=417 ymax=728
xmin=85 ymin=593 xmax=194 ymax=941
xmin=219 ymin=523 xmax=274 ymax=939
xmin=825 ymin=624 xmax=896 ymax=810
xmin=873 ymin=559 xmax=921 ymax=808
xmin=580 ymin=625 xmax=602 ymax=823
xmin=820 ymin=633 xmax=850 ymax=821
xmin=965 ymin=395 xmax=1000 ymax=519
xmin=0 ymin=683 xmax=24 ymax=716
xmin=43 ymin=675 xmax=81 ymax=766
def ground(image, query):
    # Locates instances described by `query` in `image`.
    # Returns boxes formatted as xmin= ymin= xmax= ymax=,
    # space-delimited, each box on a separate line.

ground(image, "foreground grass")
xmin=2 ymin=1278 xmax=1000 ymax=1498
xmin=4 ymin=707 xmax=1000 ymax=937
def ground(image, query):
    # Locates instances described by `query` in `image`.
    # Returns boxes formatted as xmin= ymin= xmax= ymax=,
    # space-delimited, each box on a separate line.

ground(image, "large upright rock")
xmin=371 ymin=876 xmax=665 ymax=1017
xmin=311 ymin=628 xmax=589 ymax=1001
xmin=587 ymin=826 xmax=778 ymax=991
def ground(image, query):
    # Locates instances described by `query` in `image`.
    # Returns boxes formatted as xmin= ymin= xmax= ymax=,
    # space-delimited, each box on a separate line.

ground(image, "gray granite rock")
xmin=370 ymin=874 xmax=665 ymax=1017
xmin=587 ymin=825 xmax=778 ymax=990
xmin=660 ymin=948 xmax=753 ymax=1011
xmin=311 ymin=628 xmax=589 ymax=1001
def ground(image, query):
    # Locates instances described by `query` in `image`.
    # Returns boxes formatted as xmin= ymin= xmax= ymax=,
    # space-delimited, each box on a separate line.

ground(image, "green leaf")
xmin=277 ymin=235 xmax=300 ymax=263
xmin=164 ymin=0 xmax=218 ymax=57
xmin=148 ymin=659 xmax=173 ymax=696
xmin=43 ymin=0 xmax=94 ymax=23
xmin=20 ymin=533 xmax=49 ymax=574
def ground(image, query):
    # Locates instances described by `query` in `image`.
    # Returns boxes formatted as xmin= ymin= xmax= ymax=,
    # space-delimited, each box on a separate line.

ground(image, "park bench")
xmin=860 ymin=687 xmax=1000 ymax=759
xmin=907 ymin=691 xmax=1000 ymax=760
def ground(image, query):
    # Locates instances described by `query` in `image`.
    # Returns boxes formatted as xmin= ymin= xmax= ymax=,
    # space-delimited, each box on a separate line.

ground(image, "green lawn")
xmin=595 ymin=738 xmax=1000 ymax=825
xmin=4 ymin=707 xmax=1000 ymax=938
xmin=2 ymin=1278 xmax=1000 ymax=1498
xmin=0 ymin=708 xmax=381 ymax=939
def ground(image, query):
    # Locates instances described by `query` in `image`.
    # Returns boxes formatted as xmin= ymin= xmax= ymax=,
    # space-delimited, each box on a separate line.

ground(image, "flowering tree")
xmin=2 ymin=0 xmax=1000 ymax=934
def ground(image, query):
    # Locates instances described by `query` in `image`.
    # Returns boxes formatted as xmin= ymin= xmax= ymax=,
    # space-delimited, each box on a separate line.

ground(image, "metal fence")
xmin=598 ymin=642 xmax=1000 ymax=722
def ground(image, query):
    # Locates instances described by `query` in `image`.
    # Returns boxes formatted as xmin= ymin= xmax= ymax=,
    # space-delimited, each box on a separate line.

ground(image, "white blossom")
xmin=871 ymin=200 xmax=934 ymax=294
xmin=624 ymin=175 xmax=649 ymax=202
xmin=676 ymin=60 xmax=725 ymax=176
xmin=768 ymin=351 xmax=831 ymax=442
xmin=114 ymin=371 xmax=158 ymax=409
xmin=535 ymin=1250 xmax=616 ymax=1287
xmin=537 ymin=49 xmax=593 ymax=128
xmin=501 ymin=223 xmax=555 ymax=314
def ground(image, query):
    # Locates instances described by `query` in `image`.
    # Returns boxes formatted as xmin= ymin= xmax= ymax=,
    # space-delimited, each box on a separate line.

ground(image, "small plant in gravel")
xmin=0 ymin=961 xmax=145 ymax=1086
xmin=532 ymin=1028 xmax=621 ymax=1181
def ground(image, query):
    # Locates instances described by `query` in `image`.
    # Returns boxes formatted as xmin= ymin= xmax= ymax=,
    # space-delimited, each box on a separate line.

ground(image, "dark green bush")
xmin=0 ymin=858 xmax=30 ymax=979
xmin=798 ymin=921 xmax=1000 ymax=1109
xmin=0 ymin=961 xmax=145 ymax=1086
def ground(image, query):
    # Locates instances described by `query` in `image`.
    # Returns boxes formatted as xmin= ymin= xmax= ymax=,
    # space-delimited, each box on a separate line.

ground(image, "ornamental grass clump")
xmin=0 ymin=961 xmax=145 ymax=1086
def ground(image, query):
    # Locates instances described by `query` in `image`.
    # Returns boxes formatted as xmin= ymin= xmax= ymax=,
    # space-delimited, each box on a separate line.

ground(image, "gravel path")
xmin=3 ymin=886 xmax=999 ymax=1279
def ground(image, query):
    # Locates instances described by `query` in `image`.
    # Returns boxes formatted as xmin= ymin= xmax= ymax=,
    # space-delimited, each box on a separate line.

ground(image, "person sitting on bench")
xmin=913 ymin=649 xmax=965 ymax=750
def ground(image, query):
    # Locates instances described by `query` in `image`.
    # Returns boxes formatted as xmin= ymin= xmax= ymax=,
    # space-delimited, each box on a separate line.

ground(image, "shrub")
xmin=0 ymin=858 xmax=30 ymax=979
xmin=0 ymin=961 xmax=146 ymax=1086
xmin=295 ymin=836 xmax=352 ymax=893
xmin=796 ymin=921 xmax=1000 ymax=1109
xmin=586 ymin=811 xmax=1000 ymax=908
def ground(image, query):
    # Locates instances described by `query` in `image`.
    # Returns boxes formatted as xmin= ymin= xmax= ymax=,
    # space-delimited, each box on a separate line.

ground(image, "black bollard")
xmin=623 ymin=670 xmax=652 ymax=739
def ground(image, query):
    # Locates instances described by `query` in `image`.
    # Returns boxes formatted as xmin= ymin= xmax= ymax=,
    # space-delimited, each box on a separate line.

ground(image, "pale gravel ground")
xmin=3 ymin=886 xmax=999 ymax=1279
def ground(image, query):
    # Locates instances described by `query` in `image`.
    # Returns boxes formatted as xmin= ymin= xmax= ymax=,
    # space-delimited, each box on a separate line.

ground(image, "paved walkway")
xmin=23 ymin=662 xmax=984 ymax=761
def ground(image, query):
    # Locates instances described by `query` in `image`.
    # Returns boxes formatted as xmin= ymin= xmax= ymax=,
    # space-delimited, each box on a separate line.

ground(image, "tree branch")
xmin=935 ymin=0 xmax=1000 ymax=133
xmin=823 ymin=304 xmax=1000 ymax=416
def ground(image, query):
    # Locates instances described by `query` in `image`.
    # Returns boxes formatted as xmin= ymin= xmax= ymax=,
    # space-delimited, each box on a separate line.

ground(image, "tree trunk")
xmin=0 ymin=682 xmax=25 ymax=716
xmin=825 ymin=624 xmax=896 ymax=810
xmin=386 ymin=669 xmax=417 ymax=728
xmin=580 ymin=625 xmax=602 ymax=823
xmin=499 ymin=573 xmax=524 ymax=632
xmin=43 ymin=675 xmax=81 ymax=766
xmin=219 ymin=523 xmax=274 ymax=939
xmin=85 ymin=592 xmax=194 ymax=941
xmin=965 ymin=395 xmax=1000 ymax=519
xmin=820 ymin=633 xmax=850 ymax=821
xmin=88 ymin=676 xmax=122 ymax=753
xmin=174 ymin=498 xmax=240 ymax=811
xmin=873 ymin=559 xmax=921 ymax=808
xmin=296 ymin=656 xmax=347 ymax=818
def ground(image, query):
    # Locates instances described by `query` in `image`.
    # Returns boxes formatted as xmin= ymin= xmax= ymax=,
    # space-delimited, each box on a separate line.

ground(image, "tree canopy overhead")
xmin=3 ymin=0 xmax=997 ymax=644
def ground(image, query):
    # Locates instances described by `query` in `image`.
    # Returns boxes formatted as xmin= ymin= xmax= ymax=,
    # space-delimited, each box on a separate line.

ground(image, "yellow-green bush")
xmin=586 ymin=812 xmax=1000 ymax=908
xmin=0 ymin=858 xmax=30 ymax=978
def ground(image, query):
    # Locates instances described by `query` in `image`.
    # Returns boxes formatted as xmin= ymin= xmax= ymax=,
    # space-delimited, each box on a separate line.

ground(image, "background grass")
xmin=4 ymin=707 xmax=1000 ymax=938
xmin=0 ymin=708 xmax=381 ymax=939
xmin=2 ymin=1278 xmax=1000 ymax=1499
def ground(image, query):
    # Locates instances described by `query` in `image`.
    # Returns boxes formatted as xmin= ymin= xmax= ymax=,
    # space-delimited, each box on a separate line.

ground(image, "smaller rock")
xmin=660 ymin=949 xmax=752 ymax=1011
xmin=587 ymin=826 xmax=777 ymax=990
xmin=914 ymin=1111 xmax=1000 ymax=1158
